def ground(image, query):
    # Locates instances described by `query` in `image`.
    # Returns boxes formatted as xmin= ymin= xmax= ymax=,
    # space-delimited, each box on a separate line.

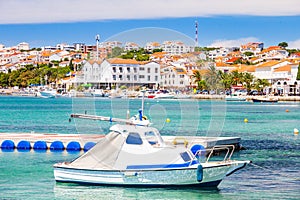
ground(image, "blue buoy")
xmin=17 ymin=140 xmax=31 ymax=150
xmin=50 ymin=141 xmax=65 ymax=151
xmin=84 ymin=142 xmax=96 ymax=152
xmin=33 ymin=141 xmax=48 ymax=151
xmin=191 ymin=144 xmax=206 ymax=160
xmin=1 ymin=140 xmax=15 ymax=150
xmin=66 ymin=141 xmax=81 ymax=151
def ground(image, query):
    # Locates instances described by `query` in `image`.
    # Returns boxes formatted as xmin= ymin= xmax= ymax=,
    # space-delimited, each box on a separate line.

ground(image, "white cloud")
xmin=208 ymin=37 xmax=260 ymax=48
xmin=0 ymin=0 xmax=299 ymax=24
xmin=288 ymin=39 xmax=300 ymax=49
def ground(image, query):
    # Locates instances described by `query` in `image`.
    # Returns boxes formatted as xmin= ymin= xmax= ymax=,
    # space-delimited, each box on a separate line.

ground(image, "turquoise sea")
xmin=0 ymin=96 xmax=299 ymax=199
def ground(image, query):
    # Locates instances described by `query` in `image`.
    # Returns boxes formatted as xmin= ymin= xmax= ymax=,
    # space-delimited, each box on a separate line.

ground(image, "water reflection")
xmin=54 ymin=183 xmax=224 ymax=200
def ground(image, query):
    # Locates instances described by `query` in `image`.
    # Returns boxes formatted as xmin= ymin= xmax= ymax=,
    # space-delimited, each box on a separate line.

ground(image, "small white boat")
xmin=53 ymin=112 xmax=250 ymax=187
xmin=225 ymin=95 xmax=246 ymax=101
xmin=38 ymin=88 xmax=57 ymax=98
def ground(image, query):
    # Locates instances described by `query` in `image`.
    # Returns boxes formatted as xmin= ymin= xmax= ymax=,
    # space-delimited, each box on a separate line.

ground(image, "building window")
xmin=113 ymin=75 xmax=116 ymax=80
xmin=148 ymin=76 xmax=150 ymax=81
xmin=139 ymin=75 xmax=145 ymax=79
xmin=147 ymin=68 xmax=150 ymax=73
xmin=155 ymin=68 xmax=158 ymax=73
xmin=155 ymin=76 xmax=158 ymax=81
xmin=134 ymin=75 xmax=137 ymax=81
xmin=127 ymin=67 xmax=130 ymax=72
xmin=127 ymin=75 xmax=130 ymax=81
xmin=140 ymin=67 xmax=145 ymax=71
xmin=112 ymin=67 xmax=116 ymax=73
xmin=134 ymin=68 xmax=137 ymax=73
xmin=119 ymin=67 xmax=123 ymax=73
xmin=119 ymin=75 xmax=122 ymax=80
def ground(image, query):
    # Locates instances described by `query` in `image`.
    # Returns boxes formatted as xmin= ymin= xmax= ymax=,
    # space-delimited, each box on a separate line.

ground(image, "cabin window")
xmin=180 ymin=151 xmax=191 ymax=162
xmin=145 ymin=131 xmax=158 ymax=145
xmin=126 ymin=132 xmax=143 ymax=145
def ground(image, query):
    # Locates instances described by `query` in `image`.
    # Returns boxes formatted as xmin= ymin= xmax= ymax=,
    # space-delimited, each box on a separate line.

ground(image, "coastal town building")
xmin=161 ymin=41 xmax=194 ymax=55
xmin=160 ymin=64 xmax=190 ymax=89
xmin=240 ymin=42 xmax=264 ymax=55
xmin=75 ymin=58 xmax=160 ymax=89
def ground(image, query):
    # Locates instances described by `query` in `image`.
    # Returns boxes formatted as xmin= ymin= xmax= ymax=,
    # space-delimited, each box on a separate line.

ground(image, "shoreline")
xmin=1 ymin=89 xmax=300 ymax=101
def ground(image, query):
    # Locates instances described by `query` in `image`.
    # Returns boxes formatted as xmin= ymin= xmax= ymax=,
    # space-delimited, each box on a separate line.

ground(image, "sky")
xmin=0 ymin=0 xmax=300 ymax=49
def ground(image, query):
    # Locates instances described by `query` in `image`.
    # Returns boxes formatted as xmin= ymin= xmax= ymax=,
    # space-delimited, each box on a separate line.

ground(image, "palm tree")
xmin=219 ymin=71 xmax=232 ymax=90
xmin=254 ymin=79 xmax=270 ymax=92
xmin=191 ymin=70 xmax=202 ymax=89
xmin=242 ymin=72 xmax=255 ymax=92
xmin=231 ymin=70 xmax=242 ymax=86
xmin=204 ymin=64 xmax=221 ymax=91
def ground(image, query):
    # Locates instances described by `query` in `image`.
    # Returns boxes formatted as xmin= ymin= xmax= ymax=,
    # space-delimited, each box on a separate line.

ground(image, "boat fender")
xmin=142 ymin=116 xmax=148 ymax=120
xmin=197 ymin=164 xmax=203 ymax=182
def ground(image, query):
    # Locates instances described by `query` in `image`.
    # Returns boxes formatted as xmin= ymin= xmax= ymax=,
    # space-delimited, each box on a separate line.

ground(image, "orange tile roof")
xmin=237 ymin=64 xmax=256 ymax=73
xmin=256 ymin=60 xmax=281 ymax=68
xmin=108 ymin=58 xmax=140 ymax=65
xmin=273 ymin=65 xmax=291 ymax=72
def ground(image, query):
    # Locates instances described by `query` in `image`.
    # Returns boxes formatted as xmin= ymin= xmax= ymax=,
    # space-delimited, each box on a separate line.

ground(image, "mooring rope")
xmin=249 ymin=163 xmax=300 ymax=181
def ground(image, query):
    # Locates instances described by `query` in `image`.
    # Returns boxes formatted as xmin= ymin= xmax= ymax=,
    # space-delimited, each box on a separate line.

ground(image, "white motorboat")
xmin=38 ymin=88 xmax=57 ymax=98
xmin=225 ymin=95 xmax=246 ymax=101
xmin=53 ymin=111 xmax=250 ymax=187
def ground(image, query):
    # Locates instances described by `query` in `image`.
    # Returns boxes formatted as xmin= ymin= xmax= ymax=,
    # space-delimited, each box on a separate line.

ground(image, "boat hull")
xmin=54 ymin=161 xmax=248 ymax=187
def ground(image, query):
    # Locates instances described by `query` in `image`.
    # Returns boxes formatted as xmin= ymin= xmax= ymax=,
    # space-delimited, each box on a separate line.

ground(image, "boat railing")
xmin=205 ymin=145 xmax=235 ymax=163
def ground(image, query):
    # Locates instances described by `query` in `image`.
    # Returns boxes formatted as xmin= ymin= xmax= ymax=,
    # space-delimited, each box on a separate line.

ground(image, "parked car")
xmin=233 ymin=89 xmax=248 ymax=96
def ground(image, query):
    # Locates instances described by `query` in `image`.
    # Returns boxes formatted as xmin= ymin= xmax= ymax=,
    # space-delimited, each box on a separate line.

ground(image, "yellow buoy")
xmin=294 ymin=128 xmax=299 ymax=135
xmin=244 ymin=118 xmax=248 ymax=123
xmin=166 ymin=118 xmax=171 ymax=123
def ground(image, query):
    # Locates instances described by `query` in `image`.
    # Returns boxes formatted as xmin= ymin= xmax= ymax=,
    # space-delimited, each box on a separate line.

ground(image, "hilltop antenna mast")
xmin=195 ymin=20 xmax=198 ymax=47
xmin=95 ymin=34 xmax=100 ymax=61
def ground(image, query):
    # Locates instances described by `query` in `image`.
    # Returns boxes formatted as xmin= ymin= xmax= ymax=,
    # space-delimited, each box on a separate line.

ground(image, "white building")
xmin=124 ymin=42 xmax=139 ymax=52
xmin=160 ymin=64 xmax=190 ymax=89
xmin=17 ymin=42 xmax=30 ymax=51
xmin=161 ymin=41 xmax=193 ymax=55
xmin=208 ymin=47 xmax=234 ymax=60
xmin=76 ymin=58 xmax=160 ymax=89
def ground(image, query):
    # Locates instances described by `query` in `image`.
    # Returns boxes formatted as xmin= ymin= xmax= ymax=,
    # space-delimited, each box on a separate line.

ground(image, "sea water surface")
xmin=0 ymin=96 xmax=299 ymax=199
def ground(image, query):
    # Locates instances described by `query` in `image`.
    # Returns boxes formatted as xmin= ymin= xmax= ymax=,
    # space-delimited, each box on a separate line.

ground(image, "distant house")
xmin=160 ymin=64 xmax=190 ymax=89
xmin=259 ymin=46 xmax=289 ymax=60
xmin=145 ymin=42 xmax=161 ymax=52
xmin=240 ymin=42 xmax=264 ymax=55
xmin=124 ymin=42 xmax=139 ymax=51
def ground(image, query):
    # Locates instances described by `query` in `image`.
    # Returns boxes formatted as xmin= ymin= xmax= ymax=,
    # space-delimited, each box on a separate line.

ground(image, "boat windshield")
xmin=144 ymin=129 xmax=164 ymax=146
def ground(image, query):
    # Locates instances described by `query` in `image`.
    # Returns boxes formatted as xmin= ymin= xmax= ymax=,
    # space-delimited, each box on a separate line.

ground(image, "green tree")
xmin=243 ymin=51 xmax=254 ymax=57
xmin=204 ymin=64 xmax=220 ymax=91
xmin=241 ymin=72 xmax=254 ymax=92
xmin=254 ymin=79 xmax=270 ymax=92
xmin=108 ymin=47 xmax=123 ymax=58
xmin=219 ymin=71 xmax=232 ymax=90
xmin=191 ymin=70 xmax=203 ymax=90
xmin=278 ymin=42 xmax=288 ymax=49
xmin=152 ymin=48 xmax=163 ymax=53
xmin=297 ymin=62 xmax=300 ymax=80
xmin=231 ymin=70 xmax=243 ymax=85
